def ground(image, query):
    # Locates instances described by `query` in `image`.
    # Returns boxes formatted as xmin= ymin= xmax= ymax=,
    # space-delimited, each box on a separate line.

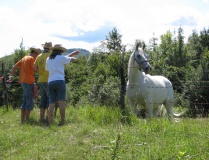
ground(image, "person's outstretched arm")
xmin=68 ymin=50 xmax=80 ymax=57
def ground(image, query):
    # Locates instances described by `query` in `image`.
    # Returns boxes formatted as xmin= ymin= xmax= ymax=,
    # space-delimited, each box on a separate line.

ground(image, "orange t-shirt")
xmin=15 ymin=55 xmax=35 ymax=84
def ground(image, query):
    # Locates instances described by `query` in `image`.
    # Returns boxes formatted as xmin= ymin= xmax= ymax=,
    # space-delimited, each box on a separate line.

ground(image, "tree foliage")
xmin=1 ymin=27 xmax=209 ymax=117
xmin=105 ymin=27 xmax=123 ymax=52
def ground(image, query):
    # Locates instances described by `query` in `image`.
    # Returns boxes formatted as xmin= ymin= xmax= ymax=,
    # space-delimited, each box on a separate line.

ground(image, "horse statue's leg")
xmin=146 ymin=98 xmax=154 ymax=119
xmin=164 ymin=102 xmax=174 ymax=122
xmin=153 ymin=105 xmax=159 ymax=117
xmin=131 ymin=104 xmax=139 ymax=116
xmin=127 ymin=98 xmax=139 ymax=116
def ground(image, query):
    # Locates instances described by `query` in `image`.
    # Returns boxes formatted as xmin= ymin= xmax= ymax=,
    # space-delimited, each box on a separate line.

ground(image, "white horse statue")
xmin=126 ymin=42 xmax=174 ymax=121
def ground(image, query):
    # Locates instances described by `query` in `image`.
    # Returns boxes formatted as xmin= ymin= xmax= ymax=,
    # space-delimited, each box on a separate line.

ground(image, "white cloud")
xmin=0 ymin=0 xmax=209 ymax=57
xmin=203 ymin=0 xmax=209 ymax=3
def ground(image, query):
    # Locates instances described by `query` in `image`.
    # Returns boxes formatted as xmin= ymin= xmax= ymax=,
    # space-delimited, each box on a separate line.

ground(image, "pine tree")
xmin=105 ymin=27 xmax=122 ymax=52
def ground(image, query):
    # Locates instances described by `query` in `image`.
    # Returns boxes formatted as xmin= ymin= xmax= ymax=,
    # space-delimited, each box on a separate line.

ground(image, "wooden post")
xmin=2 ymin=63 xmax=8 ymax=111
xmin=120 ymin=47 xmax=129 ymax=123
xmin=120 ymin=49 xmax=125 ymax=110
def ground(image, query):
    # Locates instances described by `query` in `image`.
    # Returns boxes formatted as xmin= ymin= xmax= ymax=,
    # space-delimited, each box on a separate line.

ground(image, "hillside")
xmin=0 ymin=48 xmax=90 ymax=63
xmin=63 ymin=48 xmax=90 ymax=57
xmin=0 ymin=54 xmax=14 ymax=63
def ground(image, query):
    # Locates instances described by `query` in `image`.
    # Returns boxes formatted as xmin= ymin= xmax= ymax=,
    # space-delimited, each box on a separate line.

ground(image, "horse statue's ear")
xmin=142 ymin=43 xmax=146 ymax=50
xmin=135 ymin=42 xmax=139 ymax=52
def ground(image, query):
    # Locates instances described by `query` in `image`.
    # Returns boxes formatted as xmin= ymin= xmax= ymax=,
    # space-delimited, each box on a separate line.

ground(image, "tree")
xmin=105 ymin=27 xmax=122 ymax=52
xmin=184 ymin=28 xmax=209 ymax=117
xmin=13 ymin=38 xmax=27 ymax=64
xmin=156 ymin=30 xmax=174 ymax=76
xmin=148 ymin=32 xmax=158 ymax=52
xmin=200 ymin=28 xmax=209 ymax=49
xmin=187 ymin=30 xmax=202 ymax=67
xmin=2 ymin=39 xmax=28 ymax=109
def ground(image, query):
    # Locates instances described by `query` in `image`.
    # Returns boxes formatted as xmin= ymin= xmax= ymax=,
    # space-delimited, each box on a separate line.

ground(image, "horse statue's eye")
xmin=137 ymin=54 xmax=141 ymax=58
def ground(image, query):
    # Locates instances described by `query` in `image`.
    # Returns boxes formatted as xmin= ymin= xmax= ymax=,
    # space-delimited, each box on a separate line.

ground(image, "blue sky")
xmin=0 ymin=0 xmax=209 ymax=57
xmin=55 ymin=23 xmax=115 ymax=43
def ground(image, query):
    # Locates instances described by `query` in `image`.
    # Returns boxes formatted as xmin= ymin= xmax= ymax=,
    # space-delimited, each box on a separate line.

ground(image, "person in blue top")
xmin=46 ymin=44 xmax=80 ymax=125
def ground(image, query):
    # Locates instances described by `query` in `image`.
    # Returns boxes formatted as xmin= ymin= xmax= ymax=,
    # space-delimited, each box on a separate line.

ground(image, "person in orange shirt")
xmin=8 ymin=47 xmax=41 ymax=123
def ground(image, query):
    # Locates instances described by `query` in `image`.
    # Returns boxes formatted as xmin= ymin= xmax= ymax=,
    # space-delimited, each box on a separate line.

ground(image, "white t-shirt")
xmin=46 ymin=55 xmax=71 ymax=82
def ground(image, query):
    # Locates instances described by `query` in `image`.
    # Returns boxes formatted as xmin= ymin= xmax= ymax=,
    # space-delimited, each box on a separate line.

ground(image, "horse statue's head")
xmin=129 ymin=41 xmax=152 ymax=74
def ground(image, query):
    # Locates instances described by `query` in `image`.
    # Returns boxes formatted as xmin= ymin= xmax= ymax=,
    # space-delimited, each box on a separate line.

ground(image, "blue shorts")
xmin=21 ymin=83 xmax=34 ymax=111
xmin=48 ymin=80 xmax=66 ymax=104
xmin=38 ymin=82 xmax=49 ymax=109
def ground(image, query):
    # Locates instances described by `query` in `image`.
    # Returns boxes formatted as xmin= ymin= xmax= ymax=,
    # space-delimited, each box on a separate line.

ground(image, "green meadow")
xmin=0 ymin=106 xmax=208 ymax=160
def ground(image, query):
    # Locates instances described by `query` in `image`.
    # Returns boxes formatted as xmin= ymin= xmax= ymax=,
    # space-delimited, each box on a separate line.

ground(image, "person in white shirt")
xmin=46 ymin=44 xmax=80 ymax=125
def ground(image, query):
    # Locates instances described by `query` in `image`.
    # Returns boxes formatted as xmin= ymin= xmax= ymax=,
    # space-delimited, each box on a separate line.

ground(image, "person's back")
xmin=46 ymin=55 xmax=69 ymax=82
xmin=35 ymin=52 xmax=51 ymax=82
xmin=16 ymin=55 xmax=36 ymax=84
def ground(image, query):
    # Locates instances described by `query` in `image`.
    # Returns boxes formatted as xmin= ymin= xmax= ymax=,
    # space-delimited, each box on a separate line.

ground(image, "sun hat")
xmin=30 ymin=47 xmax=42 ymax=54
xmin=41 ymin=42 xmax=52 ymax=49
xmin=52 ymin=44 xmax=67 ymax=52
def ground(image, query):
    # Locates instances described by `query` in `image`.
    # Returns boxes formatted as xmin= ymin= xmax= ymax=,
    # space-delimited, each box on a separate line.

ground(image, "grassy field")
xmin=0 ymin=106 xmax=208 ymax=160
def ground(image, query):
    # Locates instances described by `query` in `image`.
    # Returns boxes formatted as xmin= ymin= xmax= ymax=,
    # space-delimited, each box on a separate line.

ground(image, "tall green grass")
xmin=0 ymin=106 xmax=208 ymax=160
